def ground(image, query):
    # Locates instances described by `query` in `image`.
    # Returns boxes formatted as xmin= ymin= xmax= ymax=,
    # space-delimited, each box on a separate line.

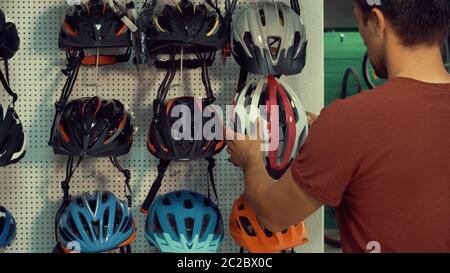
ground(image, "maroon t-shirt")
xmin=291 ymin=77 xmax=450 ymax=253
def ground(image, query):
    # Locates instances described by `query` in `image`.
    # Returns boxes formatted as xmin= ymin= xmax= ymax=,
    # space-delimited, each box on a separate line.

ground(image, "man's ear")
xmin=371 ymin=8 xmax=387 ymax=38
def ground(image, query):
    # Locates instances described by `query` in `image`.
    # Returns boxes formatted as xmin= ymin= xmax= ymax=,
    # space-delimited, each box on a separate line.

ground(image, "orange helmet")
xmin=229 ymin=195 xmax=309 ymax=253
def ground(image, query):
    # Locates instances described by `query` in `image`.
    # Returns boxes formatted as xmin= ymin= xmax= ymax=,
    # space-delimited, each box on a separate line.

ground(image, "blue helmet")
xmin=0 ymin=206 xmax=16 ymax=248
xmin=145 ymin=190 xmax=224 ymax=253
xmin=57 ymin=191 xmax=136 ymax=253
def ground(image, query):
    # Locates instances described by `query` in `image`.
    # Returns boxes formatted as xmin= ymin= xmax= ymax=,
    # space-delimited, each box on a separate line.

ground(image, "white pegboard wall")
xmin=0 ymin=0 xmax=324 ymax=253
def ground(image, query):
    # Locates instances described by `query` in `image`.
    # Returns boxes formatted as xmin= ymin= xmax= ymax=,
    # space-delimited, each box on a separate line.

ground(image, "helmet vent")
xmin=0 ymin=216 xmax=5 ymax=231
xmin=268 ymin=37 xmax=281 ymax=58
xmin=185 ymin=217 xmax=194 ymax=241
xmin=87 ymin=198 xmax=97 ymax=214
xmin=115 ymin=202 xmax=123 ymax=228
xmin=79 ymin=213 xmax=93 ymax=241
xmin=153 ymin=214 xmax=163 ymax=233
xmin=235 ymin=219 xmax=242 ymax=231
xmin=243 ymin=32 xmax=255 ymax=52
xmin=238 ymin=203 xmax=245 ymax=211
xmin=259 ymin=9 xmax=266 ymax=26
xmin=213 ymin=215 xmax=223 ymax=239
xmin=167 ymin=213 xmax=179 ymax=238
xmin=91 ymin=220 xmax=100 ymax=240
xmin=76 ymin=197 xmax=84 ymax=207
xmin=175 ymin=191 xmax=182 ymax=198
xmin=293 ymin=31 xmax=302 ymax=58
xmin=278 ymin=7 xmax=284 ymax=26
xmin=263 ymin=228 xmax=273 ymax=238
xmin=200 ymin=214 xmax=210 ymax=239
xmin=239 ymin=217 xmax=256 ymax=237
xmin=281 ymin=228 xmax=288 ymax=234
xmin=68 ymin=214 xmax=81 ymax=240
xmin=203 ymin=198 xmax=212 ymax=207
xmin=102 ymin=192 xmax=109 ymax=203
xmin=162 ymin=197 xmax=171 ymax=206
xmin=183 ymin=199 xmax=194 ymax=209
xmin=103 ymin=208 xmax=111 ymax=233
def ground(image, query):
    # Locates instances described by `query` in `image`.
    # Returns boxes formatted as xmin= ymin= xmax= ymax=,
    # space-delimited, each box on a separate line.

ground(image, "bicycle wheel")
xmin=341 ymin=67 xmax=363 ymax=99
xmin=362 ymin=51 xmax=386 ymax=89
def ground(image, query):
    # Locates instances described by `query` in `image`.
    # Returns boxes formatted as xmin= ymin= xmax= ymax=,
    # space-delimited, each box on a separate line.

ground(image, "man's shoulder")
xmin=325 ymin=81 xmax=398 ymax=116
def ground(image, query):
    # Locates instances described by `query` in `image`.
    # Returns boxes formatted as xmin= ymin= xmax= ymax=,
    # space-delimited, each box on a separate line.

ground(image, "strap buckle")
xmin=222 ymin=43 xmax=232 ymax=64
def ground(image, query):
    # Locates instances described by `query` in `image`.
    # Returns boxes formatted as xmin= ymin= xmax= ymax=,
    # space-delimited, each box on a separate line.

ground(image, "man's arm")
xmin=243 ymin=162 xmax=322 ymax=232
xmin=227 ymin=102 xmax=355 ymax=232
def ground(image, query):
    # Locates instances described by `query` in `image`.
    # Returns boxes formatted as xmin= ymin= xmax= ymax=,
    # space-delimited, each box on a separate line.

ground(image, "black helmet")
xmin=143 ymin=0 xmax=228 ymax=54
xmin=0 ymin=9 xmax=20 ymax=60
xmin=0 ymin=44 xmax=25 ymax=167
xmin=52 ymin=96 xmax=134 ymax=157
xmin=0 ymin=106 xmax=26 ymax=167
xmin=59 ymin=0 xmax=132 ymax=64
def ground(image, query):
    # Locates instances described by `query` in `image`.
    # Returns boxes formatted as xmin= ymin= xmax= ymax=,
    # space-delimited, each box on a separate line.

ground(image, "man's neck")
xmin=386 ymin=43 xmax=450 ymax=84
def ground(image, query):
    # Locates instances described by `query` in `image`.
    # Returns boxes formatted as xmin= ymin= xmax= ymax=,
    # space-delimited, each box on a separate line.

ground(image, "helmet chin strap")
xmin=290 ymin=0 xmax=301 ymax=15
xmin=94 ymin=47 xmax=100 ymax=94
xmin=180 ymin=46 xmax=184 ymax=93
xmin=49 ymin=50 xmax=83 ymax=147
xmin=0 ymin=59 xmax=18 ymax=108
xmin=109 ymin=156 xmax=132 ymax=208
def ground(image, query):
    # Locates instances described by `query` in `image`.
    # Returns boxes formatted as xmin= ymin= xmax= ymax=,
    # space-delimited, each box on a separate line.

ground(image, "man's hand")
xmin=307 ymin=112 xmax=318 ymax=126
xmin=225 ymin=121 xmax=265 ymax=172
xmin=225 ymin=116 xmax=322 ymax=232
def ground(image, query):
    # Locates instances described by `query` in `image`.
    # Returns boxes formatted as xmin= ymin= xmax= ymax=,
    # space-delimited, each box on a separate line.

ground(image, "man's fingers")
xmin=225 ymin=127 xmax=237 ymax=141
xmin=306 ymin=112 xmax=318 ymax=126
xmin=255 ymin=118 xmax=262 ymax=141
xmin=225 ymin=126 xmax=250 ymax=141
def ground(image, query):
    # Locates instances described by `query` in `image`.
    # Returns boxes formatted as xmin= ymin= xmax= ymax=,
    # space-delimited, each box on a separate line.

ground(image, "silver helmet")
xmin=232 ymin=1 xmax=307 ymax=76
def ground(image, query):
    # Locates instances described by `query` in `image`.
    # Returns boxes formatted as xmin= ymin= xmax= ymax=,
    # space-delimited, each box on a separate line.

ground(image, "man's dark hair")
xmin=355 ymin=0 xmax=449 ymax=47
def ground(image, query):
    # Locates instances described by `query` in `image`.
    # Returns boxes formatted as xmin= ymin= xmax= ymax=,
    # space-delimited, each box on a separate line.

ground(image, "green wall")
xmin=324 ymin=31 xmax=370 ymax=106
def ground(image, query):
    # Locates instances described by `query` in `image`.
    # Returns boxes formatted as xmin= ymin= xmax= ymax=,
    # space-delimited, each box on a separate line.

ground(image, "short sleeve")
xmin=291 ymin=99 xmax=360 ymax=207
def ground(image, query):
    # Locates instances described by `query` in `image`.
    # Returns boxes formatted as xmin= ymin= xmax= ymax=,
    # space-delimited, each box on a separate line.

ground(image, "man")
xmin=226 ymin=0 xmax=450 ymax=253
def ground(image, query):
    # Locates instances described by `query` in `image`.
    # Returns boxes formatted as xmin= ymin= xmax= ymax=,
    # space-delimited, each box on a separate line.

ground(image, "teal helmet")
xmin=145 ymin=190 xmax=224 ymax=253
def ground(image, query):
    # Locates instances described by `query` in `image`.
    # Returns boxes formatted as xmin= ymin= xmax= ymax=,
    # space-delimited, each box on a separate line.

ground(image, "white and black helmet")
xmin=0 ymin=10 xmax=25 ymax=167
xmin=232 ymin=1 xmax=307 ymax=76
xmin=0 ymin=105 xmax=26 ymax=167
xmin=232 ymin=76 xmax=308 ymax=179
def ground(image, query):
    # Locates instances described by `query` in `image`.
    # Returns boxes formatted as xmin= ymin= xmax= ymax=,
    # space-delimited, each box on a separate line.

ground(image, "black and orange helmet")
xmin=59 ymin=0 xmax=132 ymax=65
xmin=147 ymin=96 xmax=225 ymax=161
xmin=143 ymin=0 xmax=228 ymax=54
xmin=52 ymin=96 xmax=134 ymax=157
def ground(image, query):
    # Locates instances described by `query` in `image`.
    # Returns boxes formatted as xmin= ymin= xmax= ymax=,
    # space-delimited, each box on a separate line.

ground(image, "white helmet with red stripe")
xmin=233 ymin=75 xmax=308 ymax=179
